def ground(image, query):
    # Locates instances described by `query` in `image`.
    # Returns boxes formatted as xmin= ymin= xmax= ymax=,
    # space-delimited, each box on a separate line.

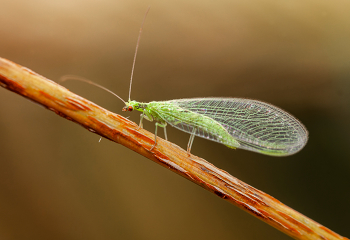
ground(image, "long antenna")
xmin=60 ymin=75 xmax=126 ymax=103
xmin=129 ymin=6 xmax=151 ymax=101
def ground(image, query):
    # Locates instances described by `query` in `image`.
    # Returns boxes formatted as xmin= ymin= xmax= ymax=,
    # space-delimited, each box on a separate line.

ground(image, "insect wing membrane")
xmin=154 ymin=98 xmax=308 ymax=156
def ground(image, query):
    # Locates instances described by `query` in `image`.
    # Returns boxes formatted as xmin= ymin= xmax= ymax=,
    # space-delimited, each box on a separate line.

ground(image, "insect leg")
xmin=163 ymin=126 xmax=168 ymax=141
xmin=138 ymin=109 xmax=153 ymax=129
xmin=150 ymin=122 xmax=167 ymax=151
xmin=138 ymin=113 xmax=144 ymax=129
xmin=187 ymin=128 xmax=196 ymax=154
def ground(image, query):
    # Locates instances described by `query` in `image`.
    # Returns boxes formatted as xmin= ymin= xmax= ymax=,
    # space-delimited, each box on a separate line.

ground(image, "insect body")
xmin=123 ymin=98 xmax=308 ymax=156
xmin=62 ymin=8 xmax=308 ymax=156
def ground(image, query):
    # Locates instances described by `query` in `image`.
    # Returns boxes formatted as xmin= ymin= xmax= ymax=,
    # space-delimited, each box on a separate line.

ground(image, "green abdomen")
xmin=148 ymin=101 xmax=240 ymax=148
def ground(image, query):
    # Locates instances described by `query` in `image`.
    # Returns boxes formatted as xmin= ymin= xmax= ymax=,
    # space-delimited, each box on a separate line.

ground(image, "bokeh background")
xmin=0 ymin=0 xmax=349 ymax=239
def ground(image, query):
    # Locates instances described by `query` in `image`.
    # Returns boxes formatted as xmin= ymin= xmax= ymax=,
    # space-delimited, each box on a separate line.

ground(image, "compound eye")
xmin=128 ymin=106 xmax=133 ymax=111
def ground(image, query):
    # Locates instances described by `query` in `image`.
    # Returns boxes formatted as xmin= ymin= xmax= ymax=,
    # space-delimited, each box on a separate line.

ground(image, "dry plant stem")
xmin=0 ymin=57 xmax=347 ymax=240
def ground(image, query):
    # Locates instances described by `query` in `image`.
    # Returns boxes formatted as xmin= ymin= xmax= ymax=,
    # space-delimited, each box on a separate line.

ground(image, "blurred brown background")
xmin=0 ymin=0 xmax=349 ymax=239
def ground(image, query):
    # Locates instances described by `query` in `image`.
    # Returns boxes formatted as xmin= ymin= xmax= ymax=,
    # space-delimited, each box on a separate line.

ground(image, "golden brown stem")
xmin=0 ymin=57 xmax=347 ymax=240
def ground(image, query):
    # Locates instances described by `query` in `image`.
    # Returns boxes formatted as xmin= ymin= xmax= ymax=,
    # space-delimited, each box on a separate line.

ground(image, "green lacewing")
xmin=122 ymin=98 xmax=309 ymax=156
xmin=63 ymin=8 xmax=308 ymax=156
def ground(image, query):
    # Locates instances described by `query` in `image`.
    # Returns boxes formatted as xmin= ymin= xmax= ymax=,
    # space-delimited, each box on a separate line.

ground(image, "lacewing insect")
xmin=62 ymin=8 xmax=308 ymax=156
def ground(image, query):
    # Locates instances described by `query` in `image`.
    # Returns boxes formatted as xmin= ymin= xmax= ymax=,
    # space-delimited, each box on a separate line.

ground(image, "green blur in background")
xmin=0 ymin=0 xmax=349 ymax=240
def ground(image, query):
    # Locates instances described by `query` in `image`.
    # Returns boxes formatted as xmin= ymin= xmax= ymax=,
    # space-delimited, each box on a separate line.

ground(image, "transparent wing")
xmin=153 ymin=98 xmax=308 ymax=156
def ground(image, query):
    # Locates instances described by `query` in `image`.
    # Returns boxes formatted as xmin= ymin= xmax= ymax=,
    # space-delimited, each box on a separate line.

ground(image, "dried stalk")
xmin=0 ymin=57 xmax=347 ymax=240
